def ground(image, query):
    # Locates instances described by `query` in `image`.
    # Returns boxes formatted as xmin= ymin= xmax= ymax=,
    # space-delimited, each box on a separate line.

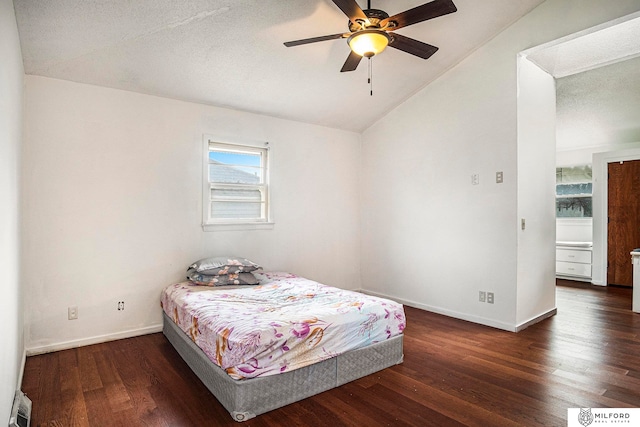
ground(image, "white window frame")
xmin=202 ymin=136 xmax=273 ymax=231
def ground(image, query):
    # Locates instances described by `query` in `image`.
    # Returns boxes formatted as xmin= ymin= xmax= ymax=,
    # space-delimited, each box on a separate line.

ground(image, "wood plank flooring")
xmin=22 ymin=281 xmax=640 ymax=426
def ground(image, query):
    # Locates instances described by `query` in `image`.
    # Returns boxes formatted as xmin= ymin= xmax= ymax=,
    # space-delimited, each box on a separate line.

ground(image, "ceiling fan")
xmin=284 ymin=0 xmax=457 ymax=72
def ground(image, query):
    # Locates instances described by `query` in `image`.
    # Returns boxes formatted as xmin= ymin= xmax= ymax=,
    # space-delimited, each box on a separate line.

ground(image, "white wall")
xmin=360 ymin=0 xmax=640 ymax=330
xmin=0 ymin=0 xmax=24 ymax=422
xmin=516 ymin=58 xmax=557 ymax=327
xmin=22 ymin=76 xmax=362 ymax=353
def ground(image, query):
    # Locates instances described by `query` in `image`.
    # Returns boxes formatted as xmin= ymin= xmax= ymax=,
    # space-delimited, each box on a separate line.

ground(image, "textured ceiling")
xmin=13 ymin=0 xmax=544 ymax=132
xmin=526 ymin=15 xmax=640 ymax=78
xmin=557 ymin=56 xmax=640 ymax=150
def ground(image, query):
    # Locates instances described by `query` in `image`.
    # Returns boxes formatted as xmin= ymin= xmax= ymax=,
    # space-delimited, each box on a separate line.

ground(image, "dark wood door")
xmin=608 ymin=159 xmax=640 ymax=287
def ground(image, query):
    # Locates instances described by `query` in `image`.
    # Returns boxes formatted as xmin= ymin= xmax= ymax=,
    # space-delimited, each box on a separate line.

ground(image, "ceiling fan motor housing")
xmin=349 ymin=9 xmax=391 ymax=31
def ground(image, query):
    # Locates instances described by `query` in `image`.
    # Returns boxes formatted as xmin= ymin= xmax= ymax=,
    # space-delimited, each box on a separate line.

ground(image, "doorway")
xmin=515 ymin=11 xmax=640 ymax=327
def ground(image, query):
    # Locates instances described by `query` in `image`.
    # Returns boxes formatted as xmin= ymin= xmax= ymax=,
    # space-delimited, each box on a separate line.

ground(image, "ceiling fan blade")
xmin=388 ymin=33 xmax=439 ymax=60
xmin=332 ymin=0 xmax=369 ymax=26
xmin=340 ymin=50 xmax=363 ymax=72
xmin=381 ymin=0 xmax=457 ymax=31
xmin=284 ymin=32 xmax=348 ymax=47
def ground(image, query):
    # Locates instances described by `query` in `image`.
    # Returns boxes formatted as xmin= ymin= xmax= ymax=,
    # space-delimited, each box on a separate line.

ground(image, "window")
xmin=556 ymin=165 xmax=592 ymax=218
xmin=203 ymin=139 xmax=271 ymax=230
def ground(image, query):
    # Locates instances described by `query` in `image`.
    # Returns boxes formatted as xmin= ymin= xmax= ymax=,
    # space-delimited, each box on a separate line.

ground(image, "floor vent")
xmin=8 ymin=390 xmax=31 ymax=427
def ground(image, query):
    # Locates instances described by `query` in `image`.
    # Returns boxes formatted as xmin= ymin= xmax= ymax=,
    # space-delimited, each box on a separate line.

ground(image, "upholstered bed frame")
xmin=162 ymin=313 xmax=404 ymax=422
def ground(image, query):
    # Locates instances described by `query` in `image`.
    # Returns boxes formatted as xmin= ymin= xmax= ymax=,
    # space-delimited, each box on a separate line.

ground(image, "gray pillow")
xmin=186 ymin=268 xmax=259 ymax=286
xmin=188 ymin=256 xmax=261 ymax=275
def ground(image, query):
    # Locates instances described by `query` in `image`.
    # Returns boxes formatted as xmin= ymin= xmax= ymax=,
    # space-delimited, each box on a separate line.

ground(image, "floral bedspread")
xmin=161 ymin=271 xmax=405 ymax=380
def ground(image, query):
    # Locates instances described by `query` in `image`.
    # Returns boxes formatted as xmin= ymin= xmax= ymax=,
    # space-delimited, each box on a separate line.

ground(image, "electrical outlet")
xmin=496 ymin=171 xmax=503 ymax=183
xmin=487 ymin=292 xmax=494 ymax=304
xmin=68 ymin=306 xmax=78 ymax=320
xmin=471 ymin=174 xmax=479 ymax=185
xmin=479 ymin=291 xmax=486 ymax=303
xmin=117 ymin=301 xmax=125 ymax=311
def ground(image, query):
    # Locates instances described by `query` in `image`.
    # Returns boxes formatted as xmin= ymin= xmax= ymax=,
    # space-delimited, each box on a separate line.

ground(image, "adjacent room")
xmin=2 ymin=0 xmax=640 ymax=425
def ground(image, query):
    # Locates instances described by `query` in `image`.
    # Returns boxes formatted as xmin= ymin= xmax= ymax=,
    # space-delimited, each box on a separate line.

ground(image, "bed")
xmin=161 ymin=271 xmax=405 ymax=422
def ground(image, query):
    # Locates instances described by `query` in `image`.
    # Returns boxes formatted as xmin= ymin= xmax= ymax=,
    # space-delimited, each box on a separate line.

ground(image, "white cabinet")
xmin=556 ymin=241 xmax=592 ymax=281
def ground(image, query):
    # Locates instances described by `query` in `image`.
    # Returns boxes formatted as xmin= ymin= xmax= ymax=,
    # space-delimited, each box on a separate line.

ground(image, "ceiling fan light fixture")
xmin=348 ymin=29 xmax=390 ymax=58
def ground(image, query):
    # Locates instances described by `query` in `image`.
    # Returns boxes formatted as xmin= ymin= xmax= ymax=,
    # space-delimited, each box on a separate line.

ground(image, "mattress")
xmin=161 ymin=271 xmax=406 ymax=380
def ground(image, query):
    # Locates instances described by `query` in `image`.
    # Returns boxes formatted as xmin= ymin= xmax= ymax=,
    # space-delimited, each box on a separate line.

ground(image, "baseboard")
xmin=360 ymin=289 xmax=518 ymax=332
xmin=26 ymin=324 xmax=163 ymax=356
xmin=515 ymin=308 xmax=557 ymax=332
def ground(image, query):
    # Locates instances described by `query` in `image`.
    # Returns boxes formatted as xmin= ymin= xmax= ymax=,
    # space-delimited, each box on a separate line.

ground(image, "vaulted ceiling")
xmin=13 ymin=0 xmax=544 ymax=132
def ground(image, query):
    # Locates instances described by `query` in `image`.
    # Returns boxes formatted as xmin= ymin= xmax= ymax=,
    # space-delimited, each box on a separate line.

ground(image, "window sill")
xmin=202 ymin=222 xmax=275 ymax=232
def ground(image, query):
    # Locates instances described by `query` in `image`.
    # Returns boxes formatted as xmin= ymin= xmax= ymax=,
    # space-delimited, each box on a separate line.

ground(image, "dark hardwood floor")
xmin=23 ymin=281 xmax=640 ymax=426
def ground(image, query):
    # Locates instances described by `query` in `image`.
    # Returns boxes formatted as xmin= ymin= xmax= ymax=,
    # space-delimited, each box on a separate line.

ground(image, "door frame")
xmin=593 ymin=147 xmax=640 ymax=286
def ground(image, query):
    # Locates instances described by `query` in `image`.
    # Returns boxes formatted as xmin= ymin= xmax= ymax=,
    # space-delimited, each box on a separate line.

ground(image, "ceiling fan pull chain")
xmin=368 ymin=57 xmax=373 ymax=96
